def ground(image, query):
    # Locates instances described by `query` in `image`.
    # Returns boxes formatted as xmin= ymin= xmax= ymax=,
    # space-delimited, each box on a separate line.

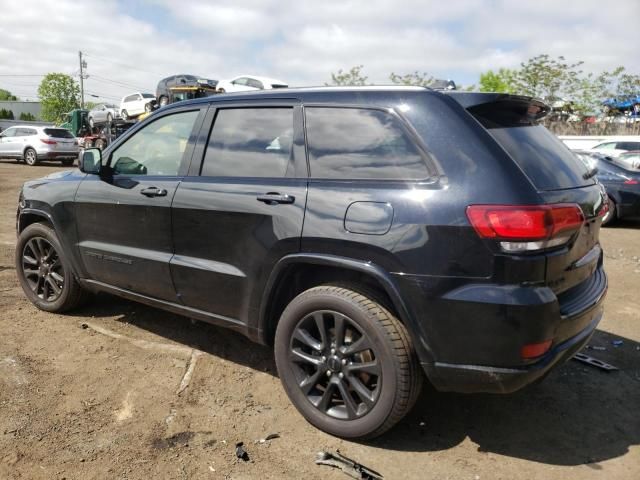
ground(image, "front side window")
xmin=201 ymin=108 xmax=294 ymax=178
xmin=305 ymin=107 xmax=429 ymax=180
xmin=617 ymin=141 xmax=640 ymax=151
xmin=110 ymin=110 xmax=199 ymax=176
xmin=234 ymin=77 xmax=248 ymax=86
xmin=596 ymin=142 xmax=616 ymax=150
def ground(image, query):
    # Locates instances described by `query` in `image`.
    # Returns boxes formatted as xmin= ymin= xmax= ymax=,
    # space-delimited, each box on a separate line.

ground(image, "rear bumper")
xmin=423 ymin=304 xmax=603 ymax=393
xmin=38 ymin=151 xmax=78 ymax=160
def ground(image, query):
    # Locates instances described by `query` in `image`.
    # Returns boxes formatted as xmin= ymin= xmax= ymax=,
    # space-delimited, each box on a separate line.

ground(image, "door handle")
xmin=140 ymin=186 xmax=168 ymax=197
xmin=257 ymin=192 xmax=295 ymax=205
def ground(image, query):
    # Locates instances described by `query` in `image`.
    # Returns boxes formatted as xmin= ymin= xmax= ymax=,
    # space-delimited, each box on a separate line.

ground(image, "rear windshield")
xmin=488 ymin=125 xmax=594 ymax=191
xmin=44 ymin=128 xmax=74 ymax=139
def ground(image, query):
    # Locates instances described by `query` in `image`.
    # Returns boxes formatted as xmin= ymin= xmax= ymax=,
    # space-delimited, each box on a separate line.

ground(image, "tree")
xmin=478 ymin=69 xmax=517 ymax=93
xmin=38 ymin=73 xmax=80 ymax=122
xmin=0 ymin=89 xmax=18 ymax=101
xmin=389 ymin=71 xmax=434 ymax=87
xmin=327 ymin=65 xmax=368 ymax=86
xmin=0 ymin=108 xmax=14 ymax=119
xmin=19 ymin=112 xmax=36 ymax=121
xmin=512 ymin=54 xmax=583 ymax=101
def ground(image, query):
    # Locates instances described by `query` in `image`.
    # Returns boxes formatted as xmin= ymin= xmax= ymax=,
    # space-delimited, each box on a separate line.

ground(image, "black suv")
xmin=156 ymin=74 xmax=218 ymax=107
xmin=15 ymin=87 xmax=608 ymax=439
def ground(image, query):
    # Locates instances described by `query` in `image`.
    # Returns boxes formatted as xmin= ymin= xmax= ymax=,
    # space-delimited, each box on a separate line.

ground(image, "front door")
xmin=171 ymin=103 xmax=307 ymax=323
xmin=0 ymin=127 xmax=19 ymax=156
xmin=74 ymin=107 xmax=205 ymax=301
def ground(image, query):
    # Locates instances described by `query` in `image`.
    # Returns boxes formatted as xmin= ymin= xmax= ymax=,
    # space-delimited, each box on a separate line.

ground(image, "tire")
xmin=15 ymin=222 xmax=88 ymax=313
xmin=89 ymin=117 xmax=94 ymax=128
xmin=24 ymin=147 xmax=38 ymax=166
xmin=121 ymin=110 xmax=128 ymax=121
xmin=61 ymin=158 xmax=74 ymax=166
xmin=218 ymin=88 xmax=225 ymax=93
xmin=274 ymin=285 xmax=423 ymax=439
xmin=94 ymin=139 xmax=106 ymax=150
xmin=159 ymin=96 xmax=168 ymax=107
xmin=602 ymin=195 xmax=616 ymax=226
xmin=84 ymin=139 xmax=93 ymax=148
xmin=106 ymin=113 xmax=113 ymax=124
xmin=144 ymin=103 xmax=152 ymax=113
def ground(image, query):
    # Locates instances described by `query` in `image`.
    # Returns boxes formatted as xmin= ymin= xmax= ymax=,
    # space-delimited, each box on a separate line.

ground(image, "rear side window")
xmin=617 ymin=141 xmax=640 ymax=150
xmin=1 ymin=128 xmax=16 ymax=137
xmin=44 ymin=128 xmax=74 ymax=138
xmin=488 ymin=126 xmax=594 ymax=191
xmin=305 ymin=107 xmax=429 ymax=180
xmin=202 ymin=108 xmax=294 ymax=177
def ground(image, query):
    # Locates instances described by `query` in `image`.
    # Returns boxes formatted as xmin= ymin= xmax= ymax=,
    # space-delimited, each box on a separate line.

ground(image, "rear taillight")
xmin=466 ymin=204 xmax=584 ymax=253
xmin=624 ymin=179 xmax=638 ymax=185
xmin=40 ymin=138 xmax=57 ymax=145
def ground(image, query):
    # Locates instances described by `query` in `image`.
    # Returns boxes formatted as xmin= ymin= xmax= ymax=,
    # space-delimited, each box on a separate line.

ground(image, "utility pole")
xmin=78 ymin=51 xmax=87 ymax=108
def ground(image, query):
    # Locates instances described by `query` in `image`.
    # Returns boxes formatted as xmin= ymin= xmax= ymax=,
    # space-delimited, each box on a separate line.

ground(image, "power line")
xmin=83 ymin=52 xmax=164 ymax=77
xmin=89 ymin=74 xmax=151 ymax=92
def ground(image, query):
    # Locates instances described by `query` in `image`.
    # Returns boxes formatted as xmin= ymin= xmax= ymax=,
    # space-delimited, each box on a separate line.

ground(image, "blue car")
xmin=574 ymin=150 xmax=640 ymax=225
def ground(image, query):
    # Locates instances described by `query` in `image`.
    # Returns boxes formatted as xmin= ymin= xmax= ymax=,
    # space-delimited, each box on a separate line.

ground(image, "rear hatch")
xmin=44 ymin=128 xmax=78 ymax=151
xmin=454 ymin=93 xmax=606 ymax=298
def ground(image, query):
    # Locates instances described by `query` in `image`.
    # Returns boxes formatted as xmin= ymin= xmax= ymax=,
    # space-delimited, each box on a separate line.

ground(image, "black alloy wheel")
xmin=290 ymin=309 xmax=381 ymax=420
xmin=21 ymin=236 xmax=65 ymax=302
xmin=16 ymin=223 xmax=88 ymax=312
xmin=275 ymin=285 xmax=422 ymax=439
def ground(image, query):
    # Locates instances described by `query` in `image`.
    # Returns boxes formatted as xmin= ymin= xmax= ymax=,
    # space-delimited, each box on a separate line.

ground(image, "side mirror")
xmin=80 ymin=148 xmax=102 ymax=174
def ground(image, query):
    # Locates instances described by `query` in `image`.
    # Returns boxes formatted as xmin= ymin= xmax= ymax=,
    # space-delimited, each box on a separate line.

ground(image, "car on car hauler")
xmin=15 ymin=87 xmax=607 ymax=439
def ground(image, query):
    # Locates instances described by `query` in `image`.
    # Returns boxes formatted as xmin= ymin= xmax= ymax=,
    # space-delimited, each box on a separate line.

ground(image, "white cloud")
xmin=0 ymin=0 xmax=638 ymax=101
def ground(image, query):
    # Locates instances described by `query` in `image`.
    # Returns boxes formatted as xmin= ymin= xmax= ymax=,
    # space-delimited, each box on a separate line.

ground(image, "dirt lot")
xmin=1 ymin=159 xmax=639 ymax=480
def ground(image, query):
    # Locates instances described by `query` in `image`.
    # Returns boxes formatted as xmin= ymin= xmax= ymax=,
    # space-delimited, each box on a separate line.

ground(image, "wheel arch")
xmin=18 ymin=208 xmax=55 ymax=233
xmin=257 ymin=253 xmax=432 ymax=363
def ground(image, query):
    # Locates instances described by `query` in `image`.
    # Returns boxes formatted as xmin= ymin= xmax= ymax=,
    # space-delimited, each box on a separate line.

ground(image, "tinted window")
xmin=202 ymin=108 xmax=293 ymax=177
xmin=489 ymin=126 xmax=594 ymax=191
xmin=124 ymin=95 xmax=137 ymax=103
xmin=595 ymin=142 xmax=617 ymax=150
xmin=617 ymin=141 xmax=640 ymax=150
xmin=142 ymin=93 xmax=155 ymax=99
xmin=44 ymin=128 xmax=74 ymax=138
xmin=305 ymin=107 xmax=429 ymax=180
xmin=111 ymin=110 xmax=199 ymax=176
xmin=247 ymin=78 xmax=263 ymax=89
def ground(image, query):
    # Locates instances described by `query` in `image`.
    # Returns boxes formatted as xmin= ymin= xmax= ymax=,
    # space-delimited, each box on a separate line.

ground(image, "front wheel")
xmin=89 ymin=117 xmax=95 ymax=128
xmin=24 ymin=147 xmax=38 ymax=166
xmin=159 ymin=96 xmax=168 ymax=107
xmin=274 ymin=285 xmax=423 ymax=439
xmin=15 ymin=223 xmax=88 ymax=312
xmin=121 ymin=110 xmax=128 ymax=121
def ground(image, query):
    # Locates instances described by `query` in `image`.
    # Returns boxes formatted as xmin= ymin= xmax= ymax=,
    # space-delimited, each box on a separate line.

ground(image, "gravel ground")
xmin=1 ymin=159 xmax=639 ymax=480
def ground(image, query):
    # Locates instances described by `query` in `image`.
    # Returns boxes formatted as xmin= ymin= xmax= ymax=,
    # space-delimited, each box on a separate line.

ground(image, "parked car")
xmin=15 ymin=87 xmax=607 ymax=439
xmin=88 ymin=104 xmax=120 ymax=128
xmin=156 ymin=74 xmax=218 ymax=107
xmin=590 ymin=139 xmax=640 ymax=158
xmin=216 ymin=75 xmax=287 ymax=93
xmin=574 ymin=150 xmax=640 ymax=225
xmin=0 ymin=125 xmax=78 ymax=166
xmin=119 ymin=93 xmax=157 ymax=120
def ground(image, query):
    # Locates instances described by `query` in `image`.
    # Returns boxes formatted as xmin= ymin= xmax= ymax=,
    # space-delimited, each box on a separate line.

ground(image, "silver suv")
xmin=0 ymin=126 xmax=78 ymax=166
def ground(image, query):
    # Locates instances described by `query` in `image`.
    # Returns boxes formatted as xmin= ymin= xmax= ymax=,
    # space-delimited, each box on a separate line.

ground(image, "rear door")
xmin=170 ymin=102 xmax=307 ymax=323
xmin=74 ymin=106 xmax=205 ymax=301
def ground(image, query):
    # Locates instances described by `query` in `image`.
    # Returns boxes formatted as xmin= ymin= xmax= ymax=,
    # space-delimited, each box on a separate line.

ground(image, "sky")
xmin=0 ymin=0 xmax=638 ymax=103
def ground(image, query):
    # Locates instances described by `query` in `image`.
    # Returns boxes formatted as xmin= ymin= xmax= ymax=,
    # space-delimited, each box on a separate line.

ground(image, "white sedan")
xmin=217 ymin=75 xmax=288 ymax=93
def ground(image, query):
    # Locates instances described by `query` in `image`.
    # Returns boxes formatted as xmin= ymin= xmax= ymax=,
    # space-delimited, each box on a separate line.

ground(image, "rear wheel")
xmin=89 ymin=117 xmax=94 ymax=128
xmin=218 ymin=88 xmax=225 ymax=93
xmin=106 ymin=113 xmax=113 ymax=124
xmin=274 ymin=285 xmax=422 ymax=439
xmin=24 ymin=147 xmax=38 ymax=166
xmin=144 ymin=103 xmax=152 ymax=113
xmin=602 ymin=196 xmax=616 ymax=226
xmin=94 ymin=138 xmax=106 ymax=150
xmin=159 ymin=96 xmax=168 ymax=107
xmin=121 ymin=110 xmax=129 ymax=121
xmin=16 ymin=223 xmax=88 ymax=312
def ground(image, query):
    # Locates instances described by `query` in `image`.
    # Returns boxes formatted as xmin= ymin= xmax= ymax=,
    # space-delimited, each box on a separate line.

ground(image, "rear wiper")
xmin=583 ymin=167 xmax=598 ymax=180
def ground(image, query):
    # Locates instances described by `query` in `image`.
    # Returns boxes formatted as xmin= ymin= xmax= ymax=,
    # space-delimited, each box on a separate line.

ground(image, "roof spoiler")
xmin=444 ymin=92 xmax=550 ymax=128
